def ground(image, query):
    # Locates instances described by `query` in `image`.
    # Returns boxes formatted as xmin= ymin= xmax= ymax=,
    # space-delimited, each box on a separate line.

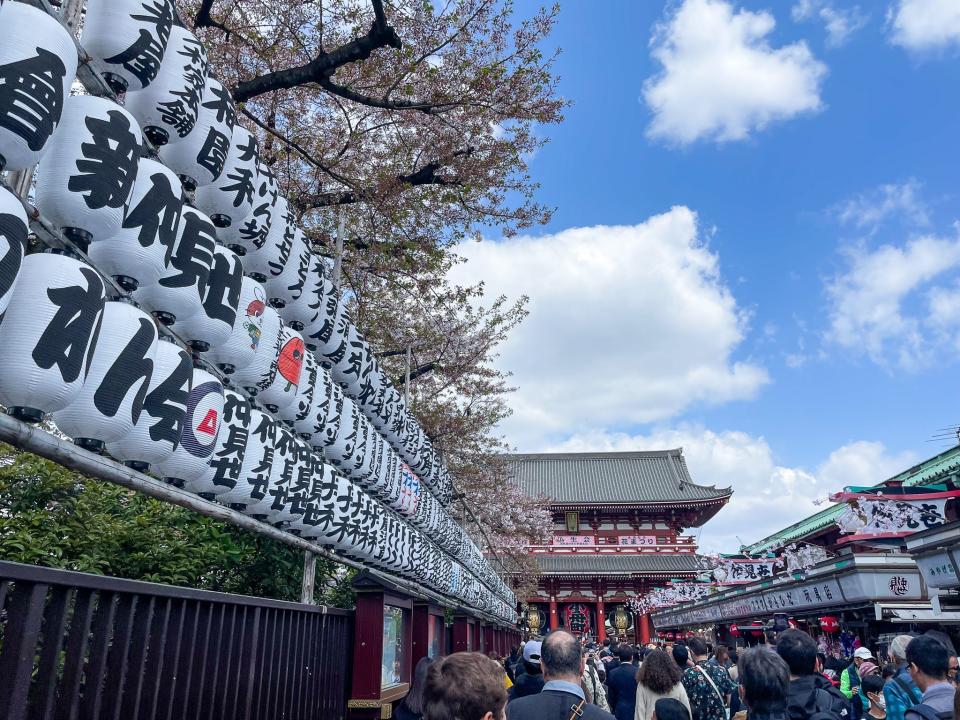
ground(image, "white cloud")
xmin=826 ymin=232 xmax=960 ymax=368
xmin=888 ymin=0 xmax=960 ymax=53
xmin=449 ymin=207 xmax=768 ymax=450
xmin=643 ymin=0 xmax=827 ymax=145
xmin=549 ymin=427 xmax=917 ymax=554
xmin=792 ymin=0 xmax=868 ymax=47
xmin=835 ymin=179 xmax=930 ymax=231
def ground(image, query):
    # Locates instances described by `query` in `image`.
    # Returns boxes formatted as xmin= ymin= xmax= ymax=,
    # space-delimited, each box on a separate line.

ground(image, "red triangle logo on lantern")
xmin=197 ymin=409 xmax=219 ymax=435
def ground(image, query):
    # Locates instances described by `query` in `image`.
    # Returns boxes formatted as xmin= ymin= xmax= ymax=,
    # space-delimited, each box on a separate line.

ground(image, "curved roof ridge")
xmin=503 ymin=449 xmax=685 ymax=460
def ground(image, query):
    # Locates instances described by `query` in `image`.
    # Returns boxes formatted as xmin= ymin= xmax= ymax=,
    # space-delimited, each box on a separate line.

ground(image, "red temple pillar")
xmin=596 ymin=597 xmax=606 ymax=644
xmin=549 ymin=598 xmax=559 ymax=631
xmin=639 ymin=613 xmax=651 ymax=644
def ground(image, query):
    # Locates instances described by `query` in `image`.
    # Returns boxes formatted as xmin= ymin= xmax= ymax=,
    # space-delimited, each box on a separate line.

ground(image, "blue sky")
xmin=450 ymin=0 xmax=960 ymax=551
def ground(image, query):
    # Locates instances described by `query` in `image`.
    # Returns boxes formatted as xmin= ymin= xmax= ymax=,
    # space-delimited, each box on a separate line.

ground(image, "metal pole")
xmin=332 ymin=208 xmax=345 ymax=291
xmin=301 ymin=550 xmax=317 ymax=604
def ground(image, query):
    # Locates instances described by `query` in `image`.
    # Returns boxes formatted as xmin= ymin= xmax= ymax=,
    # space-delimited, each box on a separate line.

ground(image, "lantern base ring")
xmin=163 ymin=477 xmax=185 ymax=488
xmin=101 ymin=72 xmax=128 ymax=96
xmin=6 ymin=406 xmax=43 ymax=423
xmin=144 ymin=126 xmax=170 ymax=147
xmin=269 ymin=297 xmax=286 ymax=309
xmin=153 ymin=310 xmax=176 ymax=326
xmin=178 ymin=174 xmax=198 ymax=193
xmin=62 ymin=227 xmax=92 ymax=254
xmin=0 ymin=152 xmax=5 ymax=173
xmin=198 ymin=492 xmax=215 ymax=501
xmin=125 ymin=460 xmax=149 ymax=473
xmin=227 ymin=244 xmax=246 ymax=256
xmin=114 ymin=275 xmax=139 ymax=292
xmin=74 ymin=437 xmax=105 ymax=453
xmin=190 ymin=340 xmax=210 ymax=353
xmin=211 ymin=214 xmax=230 ymax=228
xmin=217 ymin=363 xmax=235 ymax=374
xmin=288 ymin=321 xmax=304 ymax=331
xmin=229 ymin=503 xmax=246 ymax=511
xmin=247 ymin=273 xmax=267 ymax=283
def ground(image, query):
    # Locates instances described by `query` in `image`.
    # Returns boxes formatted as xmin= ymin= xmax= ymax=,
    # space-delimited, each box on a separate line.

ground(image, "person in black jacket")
xmin=608 ymin=644 xmax=641 ymax=720
xmin=777 ymin=630 xmax=852 ymax=720
xmin=395 ymin=657 xmax=433 ymax=720
xmin=507 ymin=630 xmax=616 ymax=720
xmin=509 ymin=640 xmax=545 ymax=701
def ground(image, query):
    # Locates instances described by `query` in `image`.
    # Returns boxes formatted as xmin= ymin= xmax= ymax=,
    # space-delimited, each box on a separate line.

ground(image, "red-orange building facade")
xmin=506 ymin=450 xmax=732 ymax=644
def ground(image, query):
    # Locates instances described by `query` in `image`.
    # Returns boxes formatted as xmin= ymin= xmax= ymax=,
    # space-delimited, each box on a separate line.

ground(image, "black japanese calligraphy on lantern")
xmin=33 ymin=267 xmax=105 ymax=383
xmin=245 ymin=414 xmax=276 ymax=499
xmin=197 ymin=128 xmax=230 ymax=179
xmin=93 ymin=317 xmax=155 ymax=423
xmin=221 ymin=167 xmax=254 ymax=209
xmin=201 ymin=249 xmax=242 ymax=328
xmin=160 ymin=210 xmax=215 ymax=293
xmin=156 ymin=37 xmax=206 ymax=138
xmin=0 ymin=48 xmax=67 ymax=151
xmin=103 ymin=0 xmax=173 ymax=88
xmin=0 ymin=212 xmax=27 ymax=304
xmin=68 ymin=110 xmax=140 ymax=210
xmin=145 ymin=348 xmax=191 ymax=448
xmin=123 ymin=171 xmax=182 ymax=261
xmin=238 ymin=200 xmax=271 ymax=249
xmin=203 ymin=81 xmax=236 ymax=130
xmin=268 ymin=222 xmax=295 ymax=278
xmin=210 ymin=393 xmax=250 ymax=489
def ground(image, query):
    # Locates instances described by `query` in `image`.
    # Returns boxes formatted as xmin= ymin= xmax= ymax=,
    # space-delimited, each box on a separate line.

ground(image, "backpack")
xmin=807 ymin=685 xmax=852 ymax=720
xmin=908 ymin=704 xmax=953 ymax=720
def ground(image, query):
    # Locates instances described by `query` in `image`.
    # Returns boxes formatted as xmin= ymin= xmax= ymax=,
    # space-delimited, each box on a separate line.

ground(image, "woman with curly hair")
xmin=635 ymin=649 xmax=692 ymax=720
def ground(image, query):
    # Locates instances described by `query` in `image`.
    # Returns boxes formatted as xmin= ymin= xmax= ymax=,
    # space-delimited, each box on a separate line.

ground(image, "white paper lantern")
xmin=155 ymin=366 xmax=223 ymax=484
xmin=135 ymin=204 xmax=216 ymax=326
xmin=295 ymin=466 xmax=349 ymax=548
xmin=279 ymin=252 xmax=325 ymax=332
xmin=194 ymin=126 xmax=259 ymax=229
xmin=88 ymin=157 xmax=183 ymax=292
xmin=124 ymin=25 xmax=207 ymax=146
xmin=219 ymin=408 xmax=276 ymax=511
xmin=323 ymin=394 xmax=360 ymax=471
xmin=35 ymin=95 xmax=142 ymax=251
xmin=158 ymin=77 xmax=235 ymax=190
xmin=0 ymin=254 xmax=105 ymax=421
xmin=0 ymin=1 xmax=79 ymax=171
xmin=264 ymin=230 xmax=310 ymax=310
xmin=81 ymin=0 xmax=175 ymax=93
xmin=0 ymin=185 xmax=28 ymax=319
xmin=256 ymin=325 xmax=305 ymax=414
xmin=229 ymin=301 xmax=281 ymax=395
xmin=242 ymin=196 xmax=290 ymax=280
xmin=304 ymin=363 xmax=338 ymax=449
xmin=264 ymin=427 xmax=309 ymax=526
xmin=223 ymin=154 xmax=277 ymax=257
xmin=202 ymin=275 xmax=264 ymax=374
xmin=182 ymin=388 xmax=250 ymax=498
xmin=309 ymin=296 xmax=348 ymax=360
xmin=345 ymin=416 xmax=377 ymax=485
xmin=176 ymin=243 xmax=241 ymax=352
xmin=281 ymin=344 xmax=317 ymax=426
xmin=53 ymin=301 xmax=158 ymax=450
xmin=106 ymin=337 xmax=191 ymax=471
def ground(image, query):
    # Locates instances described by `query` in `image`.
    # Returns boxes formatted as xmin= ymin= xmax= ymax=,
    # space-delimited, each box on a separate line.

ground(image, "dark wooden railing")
xmin=0 ymin=560 xmax=353 ymax=720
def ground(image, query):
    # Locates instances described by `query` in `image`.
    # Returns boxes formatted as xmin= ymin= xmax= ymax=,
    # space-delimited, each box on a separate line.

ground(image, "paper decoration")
xmin=135 ymin=204 xmax=216 ymax=326
xmin=182 ymin=388 xmax=250 ymax=498
xmin=175 ymin=243 xmax=242 ymax=352
xmin=0 ymin=185 xmax=28 ymax=318
xmin=229 ymin=301 xmax=281 ymax=394
xmin=217 ymin=407 xmax=275 ymax=511
xmin=194 ymin=126 xmax=259 ymax=229
xmin=281 ymin=343 xmax=317 ymax=426
xmin=81 ymin=0 xmax=175 ymax=93
xmin=0 ymin=254 xmax=105 ymax=421
xmin=106 ymin=337 xmax=191 ymax=471
xmin=124 ymin=25 xmax=207 ymax=146
xmin=256 ymin=325 xmax=304 ymax=413
xmin=155 ymin=366 xmax=223 ymax=484
xmin=88 ymin=156 xmax=184 ymax=292
xmin=53 ymin=301 xmax=158 ymax=450
xmin=0 ymin=0 xmax=79 ymax=171
xmin=158 ymin=77 xmax=235 ymax=190
xmin=35 ymin=95 xmax=142 ymax=250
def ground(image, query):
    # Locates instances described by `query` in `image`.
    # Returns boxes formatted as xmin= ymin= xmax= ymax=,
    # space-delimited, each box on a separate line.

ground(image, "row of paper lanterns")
xmin=0 ymin=0 xmax=510 ymax=611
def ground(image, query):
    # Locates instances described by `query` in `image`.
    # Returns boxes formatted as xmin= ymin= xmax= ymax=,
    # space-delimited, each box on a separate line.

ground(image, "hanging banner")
xmin=564 ymin=603 xmax=592 ymax=635
xmin=711 ymin=557 xmax=777 ymax=584
xmin=553 ymin=535 xmax=594 ymax=546
xmin=619 ymin=535 xmax=657 ymax=546
xmin=832 ymin=485 xmax=960 ymax=547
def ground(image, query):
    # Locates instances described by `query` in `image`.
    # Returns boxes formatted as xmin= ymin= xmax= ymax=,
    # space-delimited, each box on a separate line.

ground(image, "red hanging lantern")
xmin=819 ymin=616 xmax=840 ymax=634
xmin=729 ymin=624 xmax=740 ymax=637
xmin=665 ymin=631 xmax=675 ymax=641
xmin=686 ymin=631 xmax=695 ymax=639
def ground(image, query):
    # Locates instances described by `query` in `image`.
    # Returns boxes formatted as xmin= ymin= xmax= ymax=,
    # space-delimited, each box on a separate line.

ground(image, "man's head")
xmin=948 ymin=654 xmax=958 ymax=687
xmin=890 ymin=635 xmax=914 ymax=664
xmin=739 ymin=647 xmax=790 ymax=715
xmin=617 ymin=643 xmax=634 ymax=663
xmin=423 ymin=652 xmax=507 ymax=720
xmin=862 ymin=675 xmax=885 ymax=710
xmin=654 ymin=698 xmax=692 ymax=720
xmin=541 ymin=630 xmax=583 ymax=683
xmin=853 ymin=647 xmax=874 ymax=667
xmin=776 ymin=629 xmax=818 ymax=678
xmin=672 ymin=643 xmax=690 ymax=668
xmin=521 ymin=639 xmax=542 ymax=675
xmin=906 ymin=635 xmax=950 ymax=691
xmin=688 ymin=637 xmax=709 ymax=661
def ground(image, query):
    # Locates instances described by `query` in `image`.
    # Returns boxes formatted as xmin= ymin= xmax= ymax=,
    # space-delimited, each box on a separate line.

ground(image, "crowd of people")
xmin=394 ymin=628 xmax=960 ymax=720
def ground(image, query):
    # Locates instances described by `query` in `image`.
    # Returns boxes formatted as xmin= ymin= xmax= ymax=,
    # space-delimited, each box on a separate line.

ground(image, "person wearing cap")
xmin=842 ymin=648 xmax=875 ymax=707
xmin=509 ymin=639 xmax=545 ymax=701
xmin=884 ymin=636 xmax=923 ymax=720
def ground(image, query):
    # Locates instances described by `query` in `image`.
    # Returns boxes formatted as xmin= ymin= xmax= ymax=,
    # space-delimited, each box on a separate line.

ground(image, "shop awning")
xmin=875 ymin=603 xmax=960 ymax=623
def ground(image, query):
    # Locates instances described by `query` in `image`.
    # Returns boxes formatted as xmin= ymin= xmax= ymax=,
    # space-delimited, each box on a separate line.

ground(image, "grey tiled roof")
xmin=504 ymin=450 xmax=731 ymax=505
xmin=533 ymin=553 xmax=705 ymax=575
